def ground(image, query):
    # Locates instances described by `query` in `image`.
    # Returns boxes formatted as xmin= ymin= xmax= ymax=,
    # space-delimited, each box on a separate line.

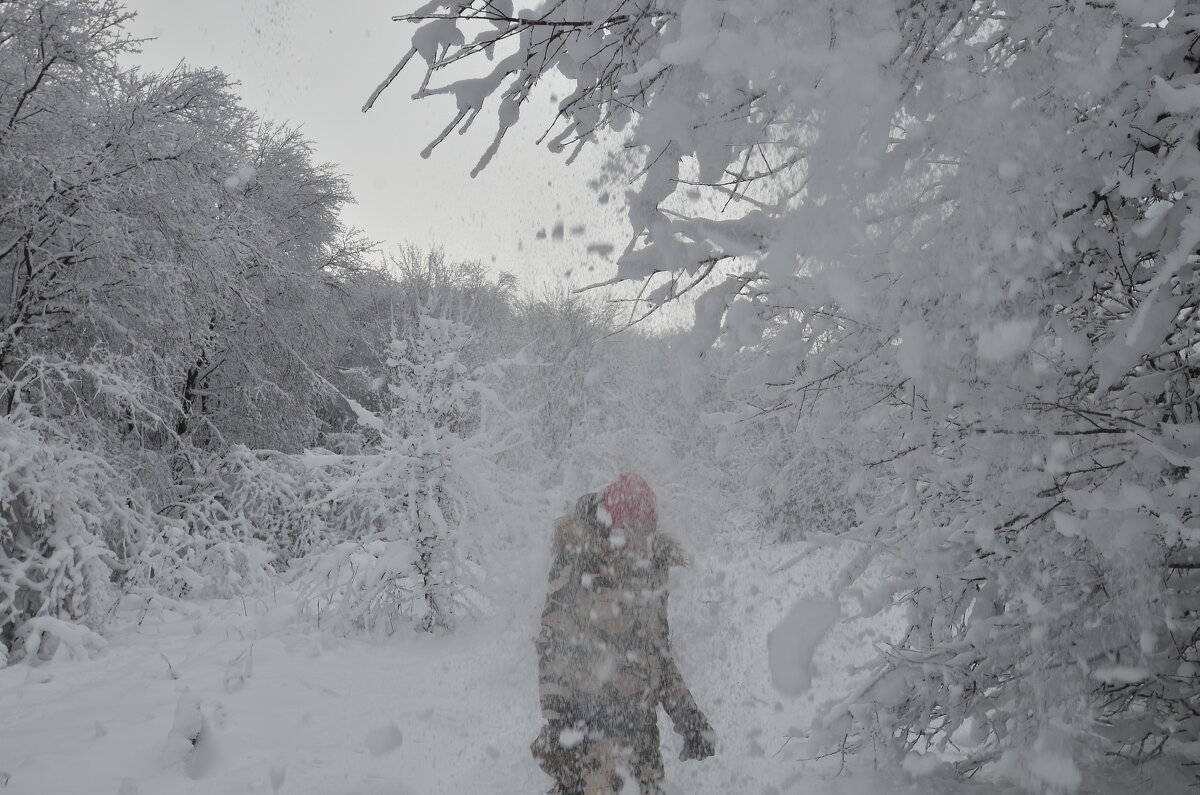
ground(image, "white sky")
xmin=124 ymin=0 xmax=628 ymax=290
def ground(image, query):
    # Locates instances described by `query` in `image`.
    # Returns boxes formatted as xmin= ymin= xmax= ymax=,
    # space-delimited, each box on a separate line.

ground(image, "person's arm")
xmin=654 ymin=590 xmax=717 ymax=761
xmin=531 ymin=513 xmax=588 ymax=779
xmin=535 ymin=518 xmax=583 ymax=725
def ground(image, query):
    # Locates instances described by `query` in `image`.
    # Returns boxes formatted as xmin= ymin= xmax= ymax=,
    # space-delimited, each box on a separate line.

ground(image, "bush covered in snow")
xmin=298 ymin=310 xmax=509 ymax=633
xmin=0 ymin=410 xmax=145 ymax=658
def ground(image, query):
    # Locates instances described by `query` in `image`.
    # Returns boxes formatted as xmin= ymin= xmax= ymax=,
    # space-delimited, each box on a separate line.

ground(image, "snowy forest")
xmin=1 ymin=0 xmax=1199 ymax=793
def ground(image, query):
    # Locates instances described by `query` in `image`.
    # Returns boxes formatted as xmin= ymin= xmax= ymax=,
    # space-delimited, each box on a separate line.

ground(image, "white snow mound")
xmin=767 ymin=597 xmax=841 ymax=695
xmin=366 ymin=720 xmax=404 ymax=757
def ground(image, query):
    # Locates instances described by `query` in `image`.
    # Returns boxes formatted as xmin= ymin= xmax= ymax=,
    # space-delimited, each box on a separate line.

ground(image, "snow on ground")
xmin=0 ymin=593 xmax=544 ymax=795
xmin=0 ymin=528 xmax=1145 ymax=795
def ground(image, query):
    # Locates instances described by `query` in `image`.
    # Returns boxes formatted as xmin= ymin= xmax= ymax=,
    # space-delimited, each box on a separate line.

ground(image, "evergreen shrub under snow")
xmin=297 ymin=311 xmax=505 ymax=634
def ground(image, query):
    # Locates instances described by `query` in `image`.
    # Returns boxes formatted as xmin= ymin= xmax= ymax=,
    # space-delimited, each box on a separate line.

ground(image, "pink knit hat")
xmin=602 ymin=473 xmax=657 ymax=530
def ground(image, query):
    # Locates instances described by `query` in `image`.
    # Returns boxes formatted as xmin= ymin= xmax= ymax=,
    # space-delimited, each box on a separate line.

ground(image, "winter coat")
xmin=532 ymin=493 xmax=709 ymax=793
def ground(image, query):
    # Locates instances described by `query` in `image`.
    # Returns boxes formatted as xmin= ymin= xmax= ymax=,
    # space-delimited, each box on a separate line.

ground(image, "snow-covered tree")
xmin=0 ymin=0 xmax=386 ymax=650
xmin=0 ymin=1 xmax=374 ymax=458
xmin=373 ymin=0 xmax=1200 ymax=782
xmin=303 ymin=308 xmax=505 ymax=633
xmin=165 ymin=121 xmax=375 ymax=455
xmin=502 ymin=289 xmax=615 ymax=462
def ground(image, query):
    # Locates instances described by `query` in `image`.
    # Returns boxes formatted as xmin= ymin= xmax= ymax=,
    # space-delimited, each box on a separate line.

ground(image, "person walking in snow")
xmin=531 ymin=473 xmax=715 ymax=794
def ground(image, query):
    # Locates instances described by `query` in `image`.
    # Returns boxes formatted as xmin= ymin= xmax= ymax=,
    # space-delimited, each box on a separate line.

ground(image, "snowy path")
xmin=0 ymin=597 xmax=554 ymax=794
xmin=0 ymin=548 xmax=1020 ymax=795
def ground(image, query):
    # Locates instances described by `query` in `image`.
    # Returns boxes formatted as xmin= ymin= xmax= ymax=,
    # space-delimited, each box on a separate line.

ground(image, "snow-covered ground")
xmin=0 ymin=532 xmax=1175 ymax=795
xmin=0 ymin=531 xmax=842 ymax=795
xmin=1 ymin=593 xmax=543 ymax=795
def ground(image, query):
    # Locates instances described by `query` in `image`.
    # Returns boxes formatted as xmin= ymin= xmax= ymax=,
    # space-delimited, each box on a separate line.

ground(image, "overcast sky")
xmin=124 ymin=0 xmax=626 ymax=290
